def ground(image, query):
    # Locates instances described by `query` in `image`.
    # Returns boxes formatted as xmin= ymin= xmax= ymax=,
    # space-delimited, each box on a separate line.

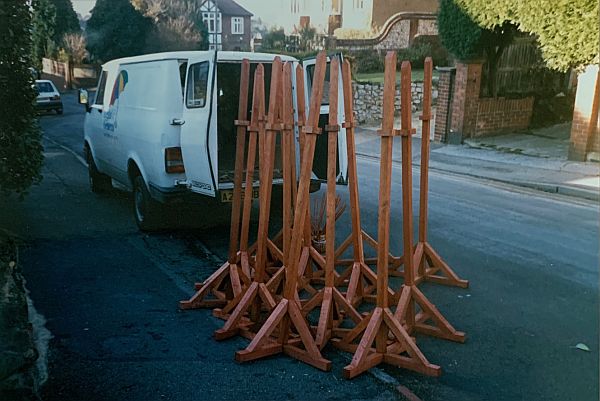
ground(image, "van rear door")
xmin=302 ymin=54 xmax=348 ymax=184
xmin=180 ymin=52 xmax=218 ymax=196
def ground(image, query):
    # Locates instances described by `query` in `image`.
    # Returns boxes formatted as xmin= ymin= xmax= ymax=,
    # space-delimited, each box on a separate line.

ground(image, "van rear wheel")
xmin=132 ymin=175 xmax=162 ymax=231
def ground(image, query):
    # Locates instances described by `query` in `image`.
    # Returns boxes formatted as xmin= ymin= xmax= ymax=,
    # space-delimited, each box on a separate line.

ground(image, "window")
xmin=307 ymin=63 xmax=330 ymax=106
xmin=231 ymin=17 xmax=244 ymax=34
xmin=202 ymin=11 xmax=222 ymax=33
xmin=95 ymin=71 xmax=108 ymax=105
xmin=35 ymin=82 xmax=54 ymax=93
xmin=186 ymin=62 xmax=209 ymax=108
xmin=179 ymin=61 xmax=188 ymax=97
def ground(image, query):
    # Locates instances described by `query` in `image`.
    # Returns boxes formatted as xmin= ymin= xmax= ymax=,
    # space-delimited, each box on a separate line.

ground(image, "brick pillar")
xmin=434 ymin=67 xmax=456 ymax=142
xmin=568 ymin=64 xmax=600 ymax=161
xmin=450 ymin=62 xmax=483 ymax=141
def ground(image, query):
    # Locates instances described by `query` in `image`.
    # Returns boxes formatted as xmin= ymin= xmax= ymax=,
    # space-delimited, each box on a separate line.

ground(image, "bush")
xmin=403 ymin=35 xmax=450 ymax=67
xmin=347 ymin=36 xmax=449 ymax=74
xmin=348 ymin=50 xmax=384 ymax=73
xmin=530 ymin=93 xmax=576 ymax=128
xmin=0 ymin=1 xmax=44 ymax=196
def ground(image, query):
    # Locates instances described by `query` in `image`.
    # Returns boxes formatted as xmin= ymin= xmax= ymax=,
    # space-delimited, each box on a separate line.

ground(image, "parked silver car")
xmin=35 ymin=80 xmax=63 ymax=114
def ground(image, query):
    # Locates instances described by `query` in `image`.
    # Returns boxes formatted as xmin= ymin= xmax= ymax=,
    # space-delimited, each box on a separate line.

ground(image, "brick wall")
xmin=434 ymin=67 xmax=454 ymax=141
xmin=445 ymin=61 xmax=534 ymax=140
xmin=474 ymin=97 xmax=534 ymax=136
xmin=568 ymin=65 xmax=600 ymax=161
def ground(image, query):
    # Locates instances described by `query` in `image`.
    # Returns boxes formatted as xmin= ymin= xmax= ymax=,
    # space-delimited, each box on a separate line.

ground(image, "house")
xmin=278 ymin=0 xmax=438 ymax=51
xmin=200 ymin=0 xmax=253 ymax=51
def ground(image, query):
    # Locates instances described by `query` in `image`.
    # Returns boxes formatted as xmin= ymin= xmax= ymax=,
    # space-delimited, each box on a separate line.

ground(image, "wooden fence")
xmin=480 ymin=35 xmax=572 ymax=98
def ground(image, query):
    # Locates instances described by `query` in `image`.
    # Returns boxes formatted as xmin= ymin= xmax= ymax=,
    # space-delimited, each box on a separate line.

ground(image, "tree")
xmin=31 ymin=0 xmax=57 ymax=68
xmin=262 ymin=27 xmax=286 ymax=51
xmin=438 ymin=0 xmax=516 ymax=97
xmin=62 ymin=33 xmax=89 ymax=64
xmin=0 ymin=1 xmax=44 ymax=196
xmin=50 ymin=0 xmax=80 ymax=42
xmin=298 ymin=25 xmax=316 ymax=52
xmin=86 ymin=0 xmax=152 ymax=62
xmin=455 ymin=0 xmax=599 ymax=71
xmin=134 ymin=0 xmax=209 ymax=52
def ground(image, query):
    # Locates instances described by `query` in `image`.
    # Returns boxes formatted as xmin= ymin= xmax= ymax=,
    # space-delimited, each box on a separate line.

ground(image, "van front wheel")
xmin=88 ymin=155 xmax=112 ymax=193
xmin=132 ymin=175 xmax=162 ymax=231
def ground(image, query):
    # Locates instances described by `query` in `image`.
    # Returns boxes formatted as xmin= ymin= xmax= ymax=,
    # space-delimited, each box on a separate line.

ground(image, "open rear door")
xmin=180 ymin=52 xmax=218 ymax=196
xmin=302 ymin=54 xmax=348 ymax=184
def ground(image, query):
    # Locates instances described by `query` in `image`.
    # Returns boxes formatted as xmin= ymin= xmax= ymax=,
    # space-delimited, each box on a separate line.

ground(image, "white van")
xmin=79 ymin=51 xmax=348 ymax=230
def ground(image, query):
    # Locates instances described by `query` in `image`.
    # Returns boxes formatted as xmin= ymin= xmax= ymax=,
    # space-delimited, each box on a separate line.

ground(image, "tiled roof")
xmin=216 ymin=0 xmax=253 ymax=16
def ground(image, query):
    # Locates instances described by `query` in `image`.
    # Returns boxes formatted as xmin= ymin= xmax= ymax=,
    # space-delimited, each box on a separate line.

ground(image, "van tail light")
xmin=165 ymin=147 xmax=185 ymax=173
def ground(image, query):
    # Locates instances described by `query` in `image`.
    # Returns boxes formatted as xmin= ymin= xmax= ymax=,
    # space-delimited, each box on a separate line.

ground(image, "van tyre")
xmin=88 ymin=154 xmax=112 ymax=193
xmin=132 ymin=175 xmax=162 ymax=231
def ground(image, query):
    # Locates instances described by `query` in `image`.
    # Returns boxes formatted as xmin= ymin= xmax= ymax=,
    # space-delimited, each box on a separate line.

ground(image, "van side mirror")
xmin=78 ymin=89 xmax=91 ymax=112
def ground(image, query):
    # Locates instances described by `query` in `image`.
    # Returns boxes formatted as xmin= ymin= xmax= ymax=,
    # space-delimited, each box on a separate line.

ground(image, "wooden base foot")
xmin=395 ymin=284 xmax=466 ymax=343
xmin=333 ymin=307 xmax=441 ymax=379
xmin=213 ymin=281 xmax=276 ymax=341
xmin=389 ymin=242 xmax=469 ymax=288
xmin=235 ymin=298 xmax=331 ymax=371
xmin=345 ymin=262 xmax=396 ymax=307
xmin=179 ymin=254 xmax=250 ymax=310
xmin=302 ymin=286 xmax=363 ymax=349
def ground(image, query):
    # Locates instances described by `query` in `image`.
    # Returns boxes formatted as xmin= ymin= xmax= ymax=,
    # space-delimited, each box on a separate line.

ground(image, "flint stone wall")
xmin=352 ymin=80 xmax=438 ymax=124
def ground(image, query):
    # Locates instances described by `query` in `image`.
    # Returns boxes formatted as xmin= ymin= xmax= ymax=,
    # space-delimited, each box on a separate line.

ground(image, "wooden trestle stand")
xmin=333 ymin=52 xmax=441 ymax=379
xmin=213 ymin=61 xmax=282 ymax=339
xmin=333 ymin=59 xmax=396 ymax=307
xmin=389 ymin=58 xmax=468 ymax=288
xmin=234 ymin=53 xmax=331 ymax=371
xmin=299 ymin=57 xmax=363 ymax=349
xmin=180 ymin=59 xmax=252 ymax=310
xmin=393 ymin=60 xmax=465 ymax=345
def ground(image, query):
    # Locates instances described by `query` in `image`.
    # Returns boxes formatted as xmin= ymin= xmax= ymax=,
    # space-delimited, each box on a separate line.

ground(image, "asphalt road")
xmin=1 ymin=93 xmax=598 ymax=401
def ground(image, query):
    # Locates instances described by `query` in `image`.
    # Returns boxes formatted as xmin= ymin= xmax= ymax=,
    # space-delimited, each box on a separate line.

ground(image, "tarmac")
xmin=354 ymin=118 xmax=600 ymax=202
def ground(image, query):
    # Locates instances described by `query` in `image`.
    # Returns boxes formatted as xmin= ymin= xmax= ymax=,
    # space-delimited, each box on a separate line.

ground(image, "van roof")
xmin=103 ymin=51 xmax=298 ymax=68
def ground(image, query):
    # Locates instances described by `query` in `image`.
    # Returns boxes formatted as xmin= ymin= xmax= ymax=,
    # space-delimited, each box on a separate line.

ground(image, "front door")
xmin=180 ymin=52 xmax=218 ymax=196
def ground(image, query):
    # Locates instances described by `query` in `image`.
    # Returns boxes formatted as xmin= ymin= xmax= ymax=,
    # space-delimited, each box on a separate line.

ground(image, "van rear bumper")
xmin=148 ymin=183 xmax=205 ymax=204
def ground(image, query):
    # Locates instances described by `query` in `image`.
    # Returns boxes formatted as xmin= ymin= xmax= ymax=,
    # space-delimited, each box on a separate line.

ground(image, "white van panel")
xmin=109 ymin=60 xmax=186 ymax=187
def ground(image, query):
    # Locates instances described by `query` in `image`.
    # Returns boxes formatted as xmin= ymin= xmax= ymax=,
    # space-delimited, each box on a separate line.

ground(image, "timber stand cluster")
xmin=180 ymin=51 xmax=470 ymax=379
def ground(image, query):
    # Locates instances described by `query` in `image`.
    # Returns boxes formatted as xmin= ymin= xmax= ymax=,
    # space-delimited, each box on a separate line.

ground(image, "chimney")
xmin=299 ymin=16 xmax=310 ymax=29
xmin=328 ymin=14 xmax=342 ymax=36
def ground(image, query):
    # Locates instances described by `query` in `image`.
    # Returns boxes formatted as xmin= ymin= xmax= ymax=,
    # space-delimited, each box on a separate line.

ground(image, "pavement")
xmin=355 ymin=119 xmax=600 ymax=202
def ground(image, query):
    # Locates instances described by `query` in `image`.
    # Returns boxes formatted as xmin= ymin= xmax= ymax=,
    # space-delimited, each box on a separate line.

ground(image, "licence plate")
xmin=220 ymin=188 xmax=259 ymax=203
